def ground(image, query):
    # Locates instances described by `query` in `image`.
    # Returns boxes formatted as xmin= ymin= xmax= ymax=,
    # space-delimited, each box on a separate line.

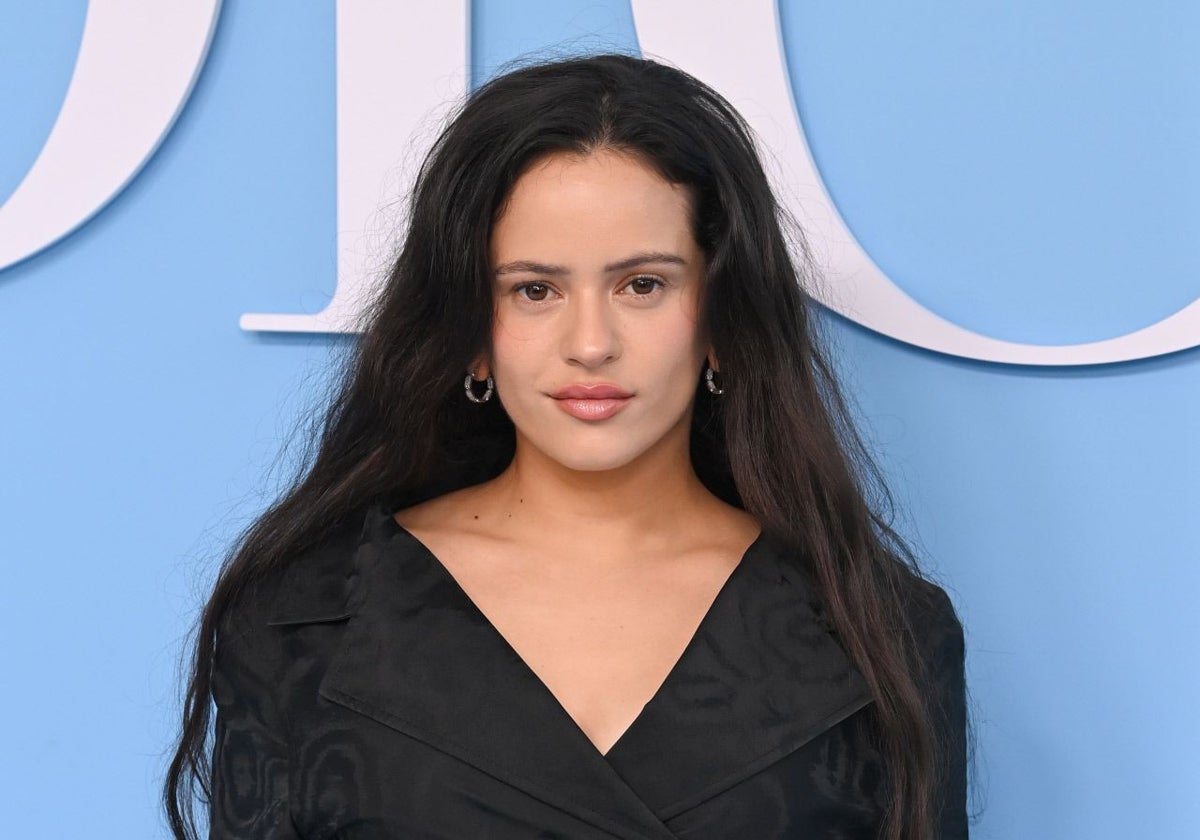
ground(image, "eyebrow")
xmin=493 ymin=251 xmax=687 ymax=277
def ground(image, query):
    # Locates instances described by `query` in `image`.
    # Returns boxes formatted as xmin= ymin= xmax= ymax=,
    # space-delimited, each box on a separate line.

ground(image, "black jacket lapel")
xmin=601 ymin=532 xmax=874 ymax=820
xmin=308 ymin=504 xmax=678 ymax=840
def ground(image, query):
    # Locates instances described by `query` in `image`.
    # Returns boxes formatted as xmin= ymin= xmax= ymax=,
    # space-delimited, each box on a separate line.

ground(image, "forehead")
xmin=490 ymin=150 xmax=698 ymax=265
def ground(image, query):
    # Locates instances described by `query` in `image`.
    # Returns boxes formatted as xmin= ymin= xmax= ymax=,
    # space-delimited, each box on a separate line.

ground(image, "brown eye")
xmin=628 ymin=276 xmax=664 ymax=295
xmin=517 ymin=283 xmax=550 ymax=302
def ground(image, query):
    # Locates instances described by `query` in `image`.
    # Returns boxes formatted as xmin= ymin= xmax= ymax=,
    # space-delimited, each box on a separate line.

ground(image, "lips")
xmin=549 ymin=383 xmax=633 ymax=421
xmin=550 ymin=383 xmax=633 ymax=400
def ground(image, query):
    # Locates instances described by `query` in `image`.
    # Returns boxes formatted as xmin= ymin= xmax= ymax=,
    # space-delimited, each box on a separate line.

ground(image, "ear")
xmin=706 ymin=348 xmax=719 ymax=373
xmin=469 ymin=354 xmax=491 ymax=380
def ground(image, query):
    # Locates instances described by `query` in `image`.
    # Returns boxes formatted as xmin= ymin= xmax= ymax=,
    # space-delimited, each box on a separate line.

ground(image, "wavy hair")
xmin=166 ymin=52 xmax=964 ymax=840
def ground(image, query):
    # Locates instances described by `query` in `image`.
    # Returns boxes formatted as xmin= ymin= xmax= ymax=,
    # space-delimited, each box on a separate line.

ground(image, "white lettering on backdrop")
xmin=1 ymin=2 xmax=1195 ymax=364
xmin=629 ymin=1 xmax=1200 ymax=365
xmin=0 ymin=0 xmax=220 ymax=272
xmin=238 ymin=1 xmax=470 ymax=333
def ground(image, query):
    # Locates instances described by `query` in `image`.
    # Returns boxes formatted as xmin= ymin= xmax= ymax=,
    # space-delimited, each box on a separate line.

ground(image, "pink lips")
xmin=550 ymin=383 xmax=633 ymax=421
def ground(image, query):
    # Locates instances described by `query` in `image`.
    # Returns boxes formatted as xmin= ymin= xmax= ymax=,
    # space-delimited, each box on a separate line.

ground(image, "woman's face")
xmin=481 ymin=149 xmax=711 ymax=472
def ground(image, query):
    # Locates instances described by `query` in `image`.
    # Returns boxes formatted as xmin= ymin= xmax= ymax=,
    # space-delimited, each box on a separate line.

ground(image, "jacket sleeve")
xmin=927 ymin=588 xmax=969 ymax=839
xmin=209 ymin=593 xmax=301 ymax=839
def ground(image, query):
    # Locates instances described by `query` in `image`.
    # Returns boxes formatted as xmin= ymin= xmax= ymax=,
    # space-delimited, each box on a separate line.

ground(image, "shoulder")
xmin=220 ymin=508 xmax=369 ymax=642
xmin=899 ymin=573 xmax=970 ymax=832
xmin=896 ymin=572 xmax=967 ymax=723
xmin=262 ymin=516 xmax=364 ymax=626
xmin=902 ymin=573 xmax=964 ymax=686
xmin=212 ymin=508 xmax=372 ymax=708
xmin=899 ymin=569 xmax=965 ymax=650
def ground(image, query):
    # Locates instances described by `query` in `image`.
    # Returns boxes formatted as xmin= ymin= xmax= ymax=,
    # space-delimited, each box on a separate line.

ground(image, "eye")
xmin=514 ymin=282 xmax=553 ymax=302
xmin=625 ymin=275 xmax=666 ymax=296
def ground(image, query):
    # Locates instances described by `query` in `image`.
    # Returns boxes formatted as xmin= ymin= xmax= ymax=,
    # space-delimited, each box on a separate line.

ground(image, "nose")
xmin=561 ymin=288 xmax=621 ymax=368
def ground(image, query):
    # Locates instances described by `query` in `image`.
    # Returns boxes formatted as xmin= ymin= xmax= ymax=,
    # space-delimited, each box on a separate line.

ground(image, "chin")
xmin=549 ymin=447 xmax=644 ymax=473
xmin=522 ymin=434 xmax=649 ymax=473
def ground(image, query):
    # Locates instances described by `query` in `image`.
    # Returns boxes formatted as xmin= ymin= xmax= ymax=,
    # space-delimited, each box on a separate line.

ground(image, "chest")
xmin=424 ymin=539 xmax=744 ymax=757
xmin=258 ymin=506 xmax=885 ymax=838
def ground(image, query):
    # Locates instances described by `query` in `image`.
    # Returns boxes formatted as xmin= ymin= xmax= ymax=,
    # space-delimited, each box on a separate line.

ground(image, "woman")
xmin=165 ymin=53 xmax=969 ymax=839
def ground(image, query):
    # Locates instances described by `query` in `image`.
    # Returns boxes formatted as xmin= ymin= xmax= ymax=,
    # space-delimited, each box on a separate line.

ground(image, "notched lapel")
xmin=316 ymin=504 xmax=679 ymax=840
xmin=602 ymin=533 xmax=874 ymax=820
xmin=265 ymin=520 xmax=361 ymax=626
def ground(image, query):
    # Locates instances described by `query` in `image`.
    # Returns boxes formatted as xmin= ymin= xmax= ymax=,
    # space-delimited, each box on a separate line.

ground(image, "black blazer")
xmin=209 ymin=503 xmax=968 ymax=839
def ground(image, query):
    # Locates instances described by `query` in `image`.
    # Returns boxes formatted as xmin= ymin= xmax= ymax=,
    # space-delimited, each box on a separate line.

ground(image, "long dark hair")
xmin=166 ymin=52 xmax=964 ymax=839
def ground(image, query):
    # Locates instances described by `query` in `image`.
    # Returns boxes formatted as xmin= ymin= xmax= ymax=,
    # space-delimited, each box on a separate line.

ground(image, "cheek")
xmin=624 ymin=323 xmax=706 ymax=409
xmin=649 ymin=322 xmax=702 ymax=368
xmin=490 ymin=316 xmax=544 ymax=372
xmin=488 ymin=335 xmax=557 ymax=419
xmin=652 ymin=300 xmax=707 ymax=365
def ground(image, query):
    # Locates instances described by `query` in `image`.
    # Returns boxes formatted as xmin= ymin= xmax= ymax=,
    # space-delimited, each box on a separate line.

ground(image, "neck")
xmin=484 ymin=423 xmax=713 ymax=552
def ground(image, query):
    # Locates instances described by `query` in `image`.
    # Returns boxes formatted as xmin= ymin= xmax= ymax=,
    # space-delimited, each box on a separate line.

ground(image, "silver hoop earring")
xmin=464 ymin=370 xmax=494 ymax=403
xmin=705 ymin=365 xmax=724 ymax=396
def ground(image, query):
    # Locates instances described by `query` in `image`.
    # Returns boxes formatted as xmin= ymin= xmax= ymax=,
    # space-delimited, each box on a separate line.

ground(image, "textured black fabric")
xmin=209 ymin=502 xmax=967 ymax=839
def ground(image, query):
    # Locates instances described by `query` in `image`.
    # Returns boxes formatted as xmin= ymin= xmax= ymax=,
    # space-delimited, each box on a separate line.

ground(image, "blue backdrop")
xmin=1 ymin=2 xmax=1196 ymax=837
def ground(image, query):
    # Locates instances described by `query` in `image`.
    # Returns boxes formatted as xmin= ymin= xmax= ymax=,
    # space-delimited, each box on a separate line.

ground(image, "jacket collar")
xmin=269 ymin=503 xmax=872 ymax=839
xmin=265 ymin=521 xmax=359 ymax=626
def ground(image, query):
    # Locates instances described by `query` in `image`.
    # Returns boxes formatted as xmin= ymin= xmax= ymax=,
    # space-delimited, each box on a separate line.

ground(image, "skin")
xmin=395 ymin=148 xmax=761 ymax=755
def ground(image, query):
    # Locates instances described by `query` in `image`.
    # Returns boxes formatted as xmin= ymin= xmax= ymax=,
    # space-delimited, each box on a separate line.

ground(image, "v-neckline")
xmin=388 ymin=513 xmax=765 ymax=760
xmin=309 ymin=501 xmax=874 ymax=835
